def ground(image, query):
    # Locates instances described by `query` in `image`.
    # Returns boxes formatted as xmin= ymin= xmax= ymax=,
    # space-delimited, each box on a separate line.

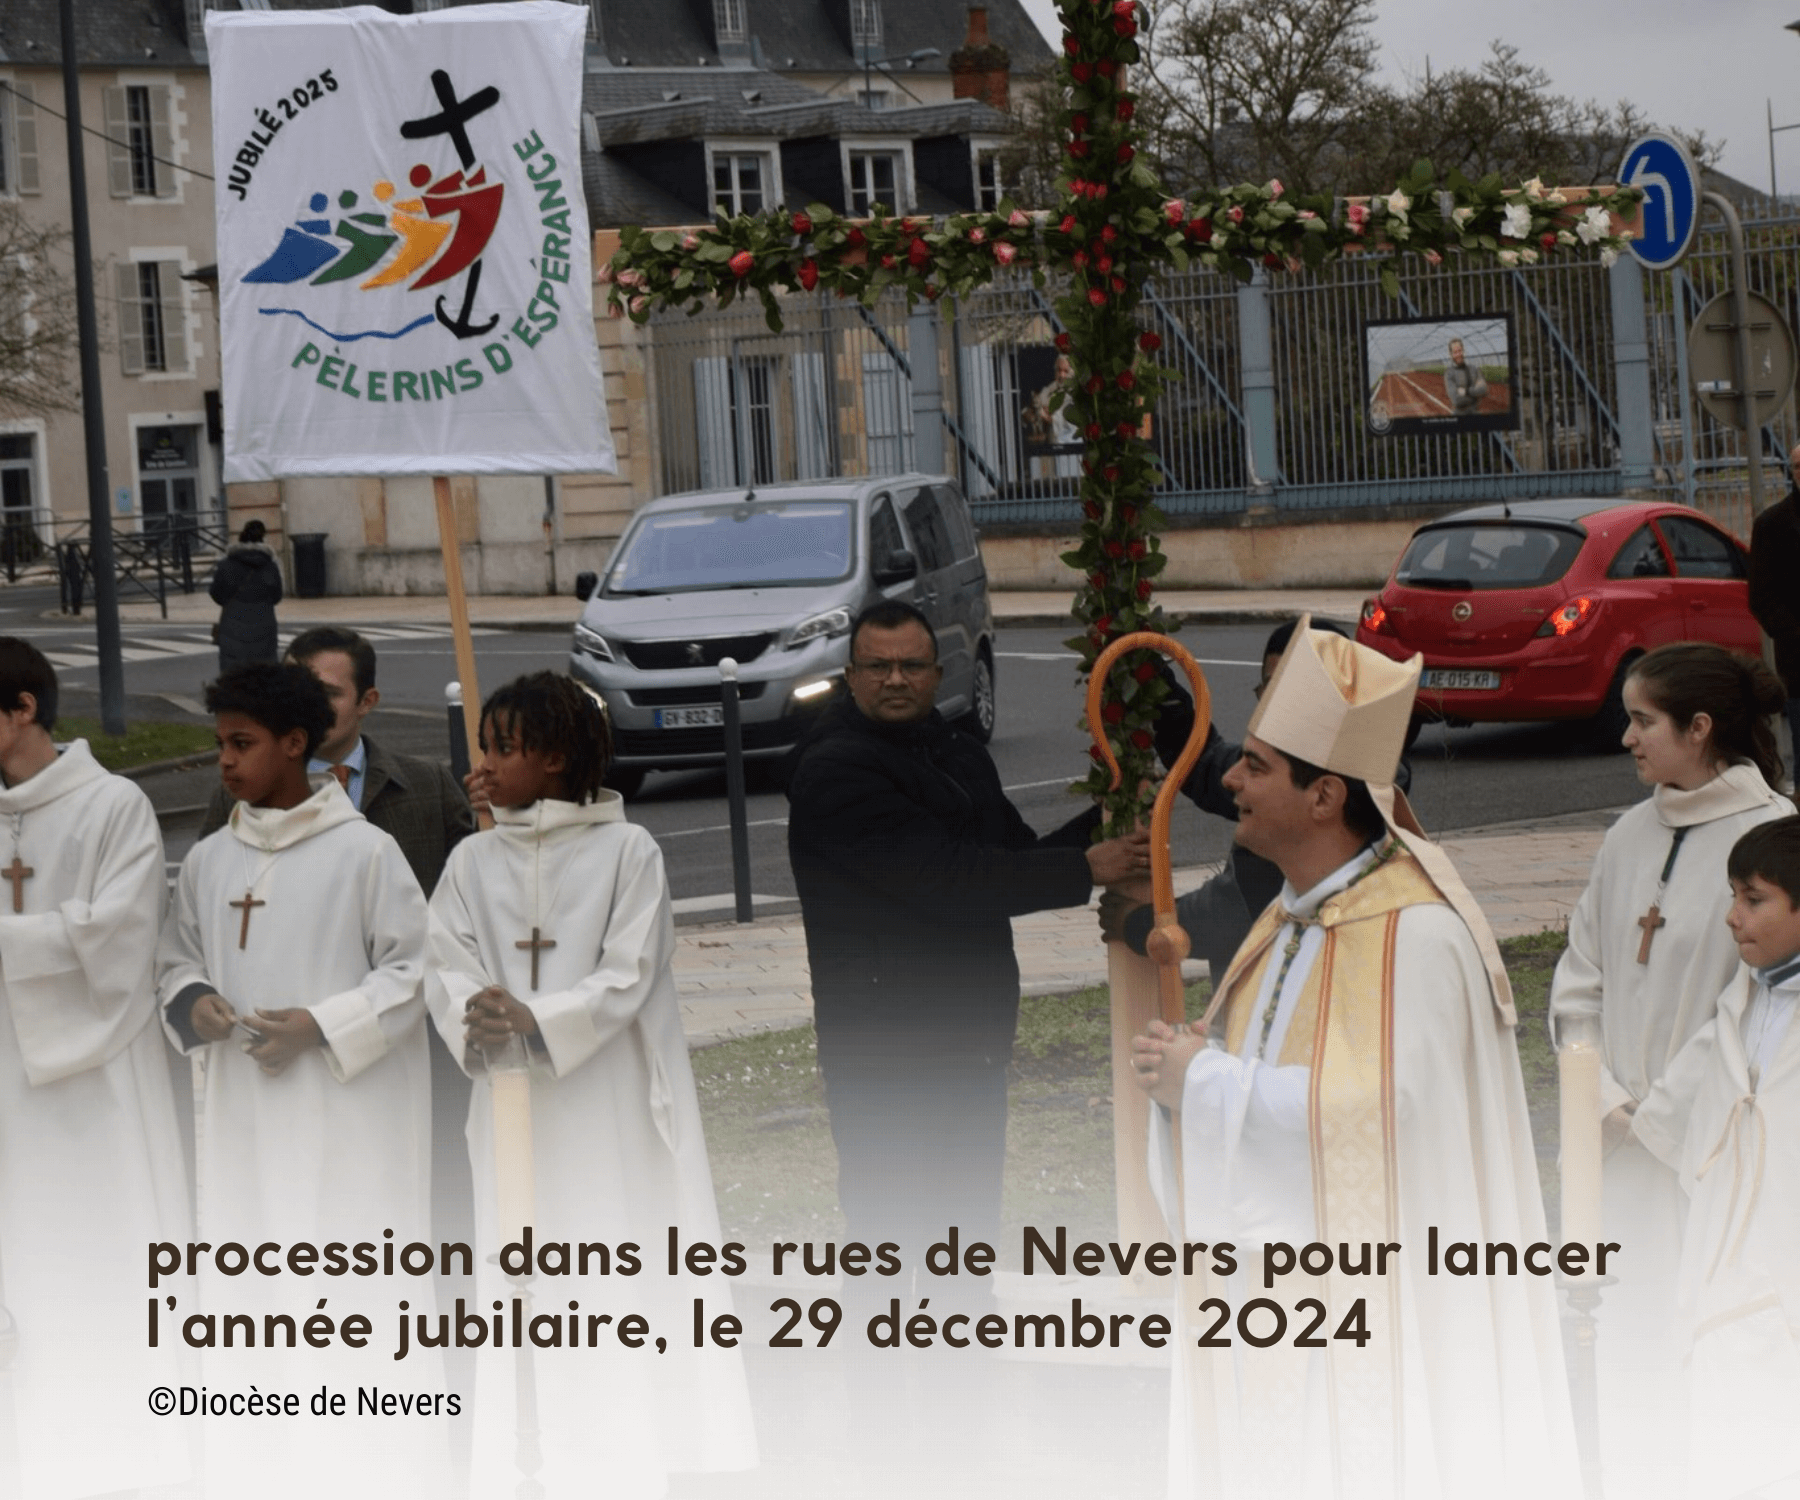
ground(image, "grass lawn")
xmin=695 ymin=929 xmax=1570 ymax=1251
xmin=57 ymin=716 xmax=216 ymax=772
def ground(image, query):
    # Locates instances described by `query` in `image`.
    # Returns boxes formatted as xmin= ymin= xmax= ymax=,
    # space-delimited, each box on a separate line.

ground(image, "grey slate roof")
xmin=586 ymin=69 xmax=1009 ymax=146
xmin=592 ymin=0 xmax=1052 ymax=77
xmin=0 ymin=0 xmax=199 ymax=68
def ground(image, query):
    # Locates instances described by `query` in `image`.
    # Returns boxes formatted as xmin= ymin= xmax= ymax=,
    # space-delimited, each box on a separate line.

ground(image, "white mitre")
xmin=1246 ymin=619 xmax=1420 ymax=785
xmin=1248 ymin=618 xmax=1515 ymax=1021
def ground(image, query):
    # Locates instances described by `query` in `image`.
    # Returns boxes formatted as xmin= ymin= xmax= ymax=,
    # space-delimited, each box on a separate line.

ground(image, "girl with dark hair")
xmin=424 ymin=673 xmax=754 ymax=1490
xmin=1549 ymin=641 xmax=1792 ymax=1492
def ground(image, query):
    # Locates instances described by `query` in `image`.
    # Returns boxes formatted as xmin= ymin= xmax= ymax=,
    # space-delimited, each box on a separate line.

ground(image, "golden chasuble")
xmin=1182 ymin=847 xmax=1445 ymax=1500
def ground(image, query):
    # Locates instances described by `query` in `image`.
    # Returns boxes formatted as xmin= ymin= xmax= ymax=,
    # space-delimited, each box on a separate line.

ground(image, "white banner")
xmin=208 ymin=3 xmax=614 ymax=480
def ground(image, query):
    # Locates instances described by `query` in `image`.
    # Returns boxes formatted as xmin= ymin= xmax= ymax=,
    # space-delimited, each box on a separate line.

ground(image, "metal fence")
xmin=643 ymin=219 xmax=1800 ymax=533
xmin=1641 ymin=216 xmax=1800 ymax=537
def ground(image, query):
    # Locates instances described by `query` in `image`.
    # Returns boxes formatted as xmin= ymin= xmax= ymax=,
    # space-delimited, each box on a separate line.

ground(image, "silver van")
xmin=568 ymin=474 xmax=996 ymax=796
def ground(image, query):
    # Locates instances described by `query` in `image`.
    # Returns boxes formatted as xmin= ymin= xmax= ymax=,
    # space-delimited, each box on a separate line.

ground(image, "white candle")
xmin=1558 ymin=1039 xmax=1603 ymax=1249
xmin=491 ymin=1066 xmax=536 ymax=1245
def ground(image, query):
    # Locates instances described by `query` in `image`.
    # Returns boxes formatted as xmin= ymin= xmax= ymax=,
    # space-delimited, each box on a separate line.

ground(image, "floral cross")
xmin=601 ymin=0 xmax=1639 ymax=830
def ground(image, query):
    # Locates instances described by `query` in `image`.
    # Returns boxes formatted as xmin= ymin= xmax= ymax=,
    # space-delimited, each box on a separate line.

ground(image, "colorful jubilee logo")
xmin=238 ymin=67 xmax=575 ymax=384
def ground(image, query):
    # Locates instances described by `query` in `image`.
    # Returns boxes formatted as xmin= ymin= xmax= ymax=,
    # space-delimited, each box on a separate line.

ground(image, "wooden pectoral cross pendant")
xmin=1635 ymin=903 xmax=1665 ymax=964
xmin=230 ymin=890 xmax=266 ymax=949
xmin=516 ymin=927 xmax=556 ymax=990
xmin=4 ymin=855 xmax=33 ymax=913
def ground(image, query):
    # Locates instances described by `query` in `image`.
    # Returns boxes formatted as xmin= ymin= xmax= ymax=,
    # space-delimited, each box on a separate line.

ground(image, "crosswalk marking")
xmin=43 ymin=623 xmax=499 ymax=671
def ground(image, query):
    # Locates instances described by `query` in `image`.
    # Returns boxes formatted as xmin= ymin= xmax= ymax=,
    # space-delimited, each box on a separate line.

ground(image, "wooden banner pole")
xmin=433 ymin=474 xmax=492 ymax=832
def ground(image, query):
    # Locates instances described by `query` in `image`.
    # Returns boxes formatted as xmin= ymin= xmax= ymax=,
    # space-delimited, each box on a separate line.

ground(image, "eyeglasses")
xmin=850 ymin=658 xmax=938 ymax=681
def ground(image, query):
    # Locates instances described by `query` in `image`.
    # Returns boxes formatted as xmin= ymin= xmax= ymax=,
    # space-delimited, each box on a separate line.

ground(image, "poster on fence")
xmin=1363 ymin=313 xmax=1518 ymax=436
xmin=208 ymin=2 xmax=613 ymax=481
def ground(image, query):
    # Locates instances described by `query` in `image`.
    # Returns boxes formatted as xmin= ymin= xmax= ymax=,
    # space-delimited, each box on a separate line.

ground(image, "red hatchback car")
xmin=1355 ymin=498 xmax=1761 ymax=745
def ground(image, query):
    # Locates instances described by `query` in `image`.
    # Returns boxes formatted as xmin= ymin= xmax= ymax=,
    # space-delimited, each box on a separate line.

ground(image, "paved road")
xmin=12 ymin=590 xmax=1646 ymax=913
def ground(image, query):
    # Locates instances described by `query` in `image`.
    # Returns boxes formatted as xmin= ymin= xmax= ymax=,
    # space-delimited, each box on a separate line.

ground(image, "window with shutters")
xmin=0 ymin=81 xmax=41 ymax=197
xmin=104 ymin=84 xmax=177 ymax=199
xmin=115 ymin=261 xmax=188 ymax=375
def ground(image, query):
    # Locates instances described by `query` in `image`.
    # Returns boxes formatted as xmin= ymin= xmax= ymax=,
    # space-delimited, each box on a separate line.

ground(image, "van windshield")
xmin=1396 ymin=523 xmax=1583 ymax=590
xmin=605 ymin=502 xmax=856 ymax=595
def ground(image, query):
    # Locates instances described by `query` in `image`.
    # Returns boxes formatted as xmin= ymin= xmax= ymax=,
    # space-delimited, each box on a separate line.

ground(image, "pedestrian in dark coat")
xmin=209 ymin=520 xmax=283 ymax=673
xmin=785 ymin=600 xmax=1146 ymax=1281
xmin=1750 ymin=445 xmax=1800 ymax=760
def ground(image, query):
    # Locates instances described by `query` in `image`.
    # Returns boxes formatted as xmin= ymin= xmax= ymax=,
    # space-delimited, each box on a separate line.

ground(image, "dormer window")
xmin=850 ymin=0 xmax=880 ymax=51
xmin=713 ymin=0 xmax=746 ymax=43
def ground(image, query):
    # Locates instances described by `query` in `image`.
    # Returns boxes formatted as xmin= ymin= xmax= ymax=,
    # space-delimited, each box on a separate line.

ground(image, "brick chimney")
xmin=950 ymin=6 xmax=1010 ymax=112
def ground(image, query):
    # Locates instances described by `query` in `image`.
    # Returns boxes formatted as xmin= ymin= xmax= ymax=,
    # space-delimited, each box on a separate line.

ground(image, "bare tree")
xmin=0 ymin=202 xmax=83 ymax=417
xmin=1140 ymin=5 xmax=1709 ymax=201
xmin=1345 ymin=44 xmax=1657 ymax=190
xmin=992 ymin=66 xmax=1070 ymax=211
xmin=1139 ymin=0 xmax=1380 ymax=195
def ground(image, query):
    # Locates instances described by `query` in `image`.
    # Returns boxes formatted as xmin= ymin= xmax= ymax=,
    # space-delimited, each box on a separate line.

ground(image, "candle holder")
xmin=1556 ymin=1010 xmax=1607 ymax=1500
xmin=482 ymin=1034 xmax=542 ymax=1499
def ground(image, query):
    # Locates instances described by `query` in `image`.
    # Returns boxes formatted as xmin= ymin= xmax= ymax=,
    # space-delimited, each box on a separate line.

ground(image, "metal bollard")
xmin=446 ymin=680 xmax=471 ymax=783
xmin=718 ymin=657 xmax=754 ymax=924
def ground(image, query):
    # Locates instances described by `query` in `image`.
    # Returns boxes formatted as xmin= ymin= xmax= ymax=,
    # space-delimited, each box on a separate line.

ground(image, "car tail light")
xmin=1361 ymin=597 xmax=1392 ymax=634
xmin=1535 ymin=597 xmax=1596 ymax=637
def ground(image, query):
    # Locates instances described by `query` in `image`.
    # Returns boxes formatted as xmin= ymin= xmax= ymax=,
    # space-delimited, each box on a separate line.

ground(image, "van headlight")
xmin=573 ymin=622 xmax=615 ymax=662
xmin=787 ymin=607 xmax=852 ymax=649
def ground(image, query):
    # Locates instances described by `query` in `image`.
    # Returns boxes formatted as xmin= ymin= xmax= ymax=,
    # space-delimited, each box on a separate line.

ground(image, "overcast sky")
xmin=1016 ymin=0 xmax=1797 ymax=195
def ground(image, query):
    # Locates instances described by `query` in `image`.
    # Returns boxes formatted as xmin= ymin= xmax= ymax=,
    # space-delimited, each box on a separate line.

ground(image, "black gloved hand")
xmin=1152 ymin=661 xmax=1198 ymax=771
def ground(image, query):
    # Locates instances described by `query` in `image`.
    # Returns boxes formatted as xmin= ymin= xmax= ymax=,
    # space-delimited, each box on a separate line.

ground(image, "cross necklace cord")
xmin=232 ymin=844 xmax=277 ymax=951
xmin=1254 ymin=838 xmax=1398 ymax=1057
xmin=5 ymin=812 xmax=31 ymax=914
xmin=1636 ymin=825 xmax=1691 ymax=965
xmin=515 ymin=835 xmax=576 ymax=991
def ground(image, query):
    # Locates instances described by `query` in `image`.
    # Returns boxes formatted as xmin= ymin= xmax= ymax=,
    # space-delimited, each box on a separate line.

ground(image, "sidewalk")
xmin=673 ymin=805 xmax=1614 ymax=1045
xmin=94 ymin=585 xmax=1372 ymax=632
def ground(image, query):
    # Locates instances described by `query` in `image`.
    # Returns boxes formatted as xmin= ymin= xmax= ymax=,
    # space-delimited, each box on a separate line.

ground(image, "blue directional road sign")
xmin=1620 ymin=132 xmax=1701 ymax=272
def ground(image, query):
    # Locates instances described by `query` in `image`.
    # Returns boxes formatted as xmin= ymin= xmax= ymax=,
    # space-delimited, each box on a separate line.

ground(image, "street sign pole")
xmin=59 ymin=0 xmax=128 ymax=735
xmin=1707 ymin=192 xmax=1768 ymax=518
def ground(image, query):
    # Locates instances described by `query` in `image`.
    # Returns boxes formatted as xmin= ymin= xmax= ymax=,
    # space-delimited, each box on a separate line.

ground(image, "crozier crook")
xmin=1086 ymin=632 xmax=1213 ymax=1028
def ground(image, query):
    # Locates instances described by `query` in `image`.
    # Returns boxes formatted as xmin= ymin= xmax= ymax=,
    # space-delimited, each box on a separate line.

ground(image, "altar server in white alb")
xmin=1633 ymin=815 xmax=1800 ymax=1500
xmin=156 ymin=661 xmax=440 ymax=1497
xmin=1131 ymin=621 xmax=1578 ymax=1500
xmin=0 ymin=638 xmax=191 ymax=1500
xmin=427 ymin=672 xmax=756 ymax=1494
xmin=1548 ymin=643 xmax=1791 ymax=1497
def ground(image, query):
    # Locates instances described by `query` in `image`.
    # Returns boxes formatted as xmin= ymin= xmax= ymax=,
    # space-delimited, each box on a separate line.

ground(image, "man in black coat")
xmin=1750 ymin=444 xmax=1800 ymax=761
xmin=787 ymin=600 xmax=1146 ymax=1276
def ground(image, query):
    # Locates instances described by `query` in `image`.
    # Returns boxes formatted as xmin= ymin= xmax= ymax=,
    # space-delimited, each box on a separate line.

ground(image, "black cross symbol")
xmin=399 ymin=69 xmax=500 ymax=171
